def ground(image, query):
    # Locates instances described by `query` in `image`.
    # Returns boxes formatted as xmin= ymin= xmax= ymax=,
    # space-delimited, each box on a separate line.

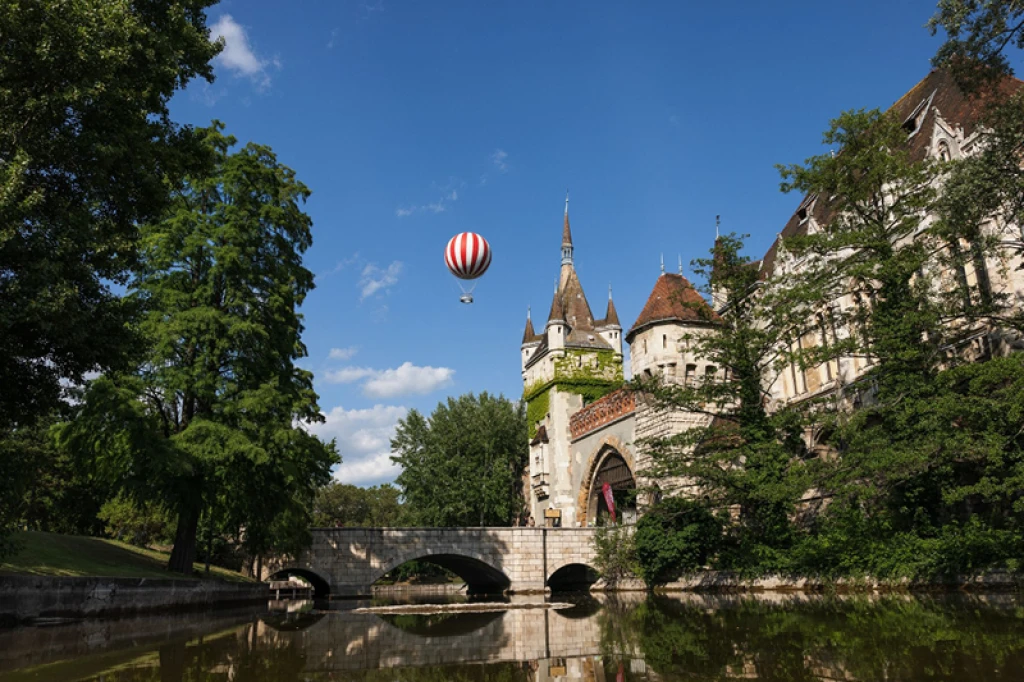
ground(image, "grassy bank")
xmin=0 ymin=531 xmax=252 ymax=582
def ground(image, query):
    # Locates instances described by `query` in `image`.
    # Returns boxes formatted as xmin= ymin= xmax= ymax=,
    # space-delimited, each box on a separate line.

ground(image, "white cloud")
xmin=307 ymin=405 xmax=407 ymax=486
xmin=336 ymin=452 xmax=400 ymax=486
xmin=395 ymin=207 xmax=414 ymax=217
xmin=327 ymin=27 xmax=339 ymax=49
xmin=328 ymin=346 xmax=359 ymax=361
xmin=324 ymin=366 xmax=377 ymax=383
xmin=322 ymin=361 xmax=455 ymax=398
xmin=211 ymin=15 xmax=273 ymax=89
xmin=360 ymin=261 xmax=403 ymax=299
xmin=491 ymin=149 xmax=509 ymax=173
xmin=363 ymin=362 xmax=454 ymax=398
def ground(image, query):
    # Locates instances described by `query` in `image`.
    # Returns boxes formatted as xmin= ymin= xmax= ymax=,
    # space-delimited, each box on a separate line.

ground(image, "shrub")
xmin=634 ymin=497 xmax=723 ymax=586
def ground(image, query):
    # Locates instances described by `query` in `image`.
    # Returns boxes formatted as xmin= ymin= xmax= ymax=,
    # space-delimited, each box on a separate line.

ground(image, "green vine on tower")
xmin=523 ymin=349 xmax=624 ymax=437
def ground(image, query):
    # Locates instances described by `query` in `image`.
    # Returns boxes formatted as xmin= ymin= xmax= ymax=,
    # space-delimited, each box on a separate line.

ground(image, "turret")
xmin=627 ymin=270 xmax=720 ymax=383
xmin=596 ymin=285 xmax=623 ymax=357
xmin=521 ymin=306 xmax=541 ymax=375
xmin=546 ymin=283 xmax=566 ymax=352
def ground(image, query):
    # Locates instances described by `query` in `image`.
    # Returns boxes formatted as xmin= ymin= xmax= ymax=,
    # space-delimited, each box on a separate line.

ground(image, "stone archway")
xmin=371 ymin=552 xmax=511 ymax=595
xmin=581 ymin=446 xmax=637 ymax=526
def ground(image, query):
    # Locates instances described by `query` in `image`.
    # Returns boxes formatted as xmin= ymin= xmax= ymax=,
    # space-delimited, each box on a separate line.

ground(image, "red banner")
xmin=602 ymin=482 xmax=617 ymax=523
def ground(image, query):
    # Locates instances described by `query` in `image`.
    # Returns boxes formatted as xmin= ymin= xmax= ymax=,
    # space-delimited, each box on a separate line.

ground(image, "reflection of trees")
xmin=379 ymin=611 xmax=504 ymax=637
xmin=600 ymin=594 xmax=1024 ymax=681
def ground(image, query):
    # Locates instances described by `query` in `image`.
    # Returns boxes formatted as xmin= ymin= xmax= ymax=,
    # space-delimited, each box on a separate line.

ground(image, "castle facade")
xmin=521 ymin=69 xmax=1024 ymax=528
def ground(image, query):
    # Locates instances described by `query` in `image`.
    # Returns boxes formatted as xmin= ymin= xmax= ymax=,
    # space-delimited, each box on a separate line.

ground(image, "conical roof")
xmin=601 ymin=293 xmax=620 ymax=328
xmin=547 ymin=287 xmax=565 ymax=322
xmin=626 ymin=273 xmax=718 ymax=341
xmin=522 ymin=312 xmax=539 ymax=345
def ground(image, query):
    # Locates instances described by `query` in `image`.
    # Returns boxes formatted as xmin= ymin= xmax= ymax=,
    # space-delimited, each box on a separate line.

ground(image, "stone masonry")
xmin=262 ymin=527 xmax=600 ymax=597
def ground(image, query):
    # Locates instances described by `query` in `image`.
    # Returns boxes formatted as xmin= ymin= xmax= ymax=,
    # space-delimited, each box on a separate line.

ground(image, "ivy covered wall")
xmin=523 ymin=349 xmax=624 ymax=437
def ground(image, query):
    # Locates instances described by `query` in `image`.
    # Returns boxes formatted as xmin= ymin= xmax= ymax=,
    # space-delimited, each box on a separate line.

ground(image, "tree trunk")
xmin=167 ymin=505 xmax=200 ymax=575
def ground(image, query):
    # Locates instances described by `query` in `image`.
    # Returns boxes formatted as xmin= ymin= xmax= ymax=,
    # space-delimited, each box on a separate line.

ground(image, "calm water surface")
xmin=1 ymin=592 xmax=1022 ymax=681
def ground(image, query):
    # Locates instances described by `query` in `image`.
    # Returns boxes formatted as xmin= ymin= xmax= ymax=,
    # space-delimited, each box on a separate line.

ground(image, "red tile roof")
xmin=626 ymin=273 xmax=718 ymax=341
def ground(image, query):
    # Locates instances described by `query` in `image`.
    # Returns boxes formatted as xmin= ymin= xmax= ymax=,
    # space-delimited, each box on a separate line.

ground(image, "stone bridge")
xmin=262 ymin=527 xmax=602 ymax=597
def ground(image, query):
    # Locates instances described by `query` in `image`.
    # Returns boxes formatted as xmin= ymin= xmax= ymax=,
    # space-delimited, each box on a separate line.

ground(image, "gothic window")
xmin=685 ymin=363 xmax=697 ymax=386
xmin=937 ymin=140 xmax=952 ymax=161
xmin=662 ymin=334 xmax=667 ymax=349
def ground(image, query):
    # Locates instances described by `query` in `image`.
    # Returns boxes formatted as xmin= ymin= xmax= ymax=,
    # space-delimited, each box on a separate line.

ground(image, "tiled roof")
xmin=759 ymin=68 xmax=1024 ymax=280
xmin=522 ymin=314 xmax=541 ymax=345
xmin=562 ymin=210 xmax=572 ymax=246
xmin=626 ymin=273 xmax=718 ymax=341
xmin=547 ymin=287 xmax=565 ymax=322
xmin=599 ymin=296 xmax=620 ymax=328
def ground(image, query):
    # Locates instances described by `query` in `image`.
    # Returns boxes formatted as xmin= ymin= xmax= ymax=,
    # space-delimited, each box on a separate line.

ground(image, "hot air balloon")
xmin=444 ymin=232 xmax=491 ymax=304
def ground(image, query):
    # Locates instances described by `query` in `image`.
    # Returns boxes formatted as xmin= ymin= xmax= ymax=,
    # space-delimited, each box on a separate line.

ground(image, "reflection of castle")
xmin=523 ymin=69 xmax=1024 ymax=528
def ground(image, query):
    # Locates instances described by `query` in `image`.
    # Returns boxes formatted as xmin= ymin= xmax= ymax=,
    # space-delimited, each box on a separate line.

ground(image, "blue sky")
xmin=170 ymin=0 xmax=949 ymax=486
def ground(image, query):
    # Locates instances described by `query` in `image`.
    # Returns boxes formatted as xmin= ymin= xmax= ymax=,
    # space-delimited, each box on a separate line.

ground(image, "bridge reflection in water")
xmin=3 ymin=592 xmax=1024 ymax=681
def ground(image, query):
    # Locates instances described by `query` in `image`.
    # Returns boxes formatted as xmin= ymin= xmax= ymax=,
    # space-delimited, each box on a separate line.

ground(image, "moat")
xmin=1 ymin=592 xmax=1022 ymax=681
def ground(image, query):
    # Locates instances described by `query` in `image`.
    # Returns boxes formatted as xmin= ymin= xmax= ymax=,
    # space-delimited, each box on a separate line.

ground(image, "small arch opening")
xmin=266 ymin=568 xmax=330 ymax=599
xmin=547 ymin=563 xmax=600 ymax=593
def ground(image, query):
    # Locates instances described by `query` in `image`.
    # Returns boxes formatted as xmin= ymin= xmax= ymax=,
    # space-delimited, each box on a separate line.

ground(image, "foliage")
xmin=0 ymin=0 xmax=220 ymax=431
xmin=312 ymin=483 xmax=404 ymax=528
xmin=392 ymin=393 xmax=527 ymax=527
xmin=592 ymin=525 xmax=639 ymax=583
xmin=930 ymin=0 xmax=1024 ymax=89
xmin=56 ymin=124 xmax=338 ymax=574
xmin=524 ymin=386 xmax=550 ymax=439
xmin=97 ymin=494 xmax=174 ymax=548
xmin=633 ymin=498 xmax=723 ymax=585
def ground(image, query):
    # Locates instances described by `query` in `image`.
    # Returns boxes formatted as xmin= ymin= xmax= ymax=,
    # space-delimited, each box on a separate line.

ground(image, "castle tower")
xmin=627 ymin=271 xmax=720 ymax=499
xmin=522 ymin=197 xmax=624 ymax=526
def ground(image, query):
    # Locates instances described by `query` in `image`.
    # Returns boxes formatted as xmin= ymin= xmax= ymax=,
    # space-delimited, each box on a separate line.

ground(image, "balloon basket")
xmin=459 ymin=293 xmax=474 ymax=304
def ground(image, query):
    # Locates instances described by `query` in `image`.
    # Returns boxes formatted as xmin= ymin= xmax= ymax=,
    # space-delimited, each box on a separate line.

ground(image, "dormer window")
xmin=797 ymin=208 xmax=808 ymax=223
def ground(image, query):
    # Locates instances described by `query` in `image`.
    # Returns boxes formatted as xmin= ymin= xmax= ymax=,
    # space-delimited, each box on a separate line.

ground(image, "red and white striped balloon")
xmin=444 ymin=232 xmax=492 ymax=280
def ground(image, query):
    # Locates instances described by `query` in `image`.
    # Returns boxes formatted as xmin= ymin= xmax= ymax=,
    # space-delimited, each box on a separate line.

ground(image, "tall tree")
xmin=391 ymin=393 xmax=527 ymax=527
xmin=0 ymin=0 xmax=220 ymax=430
xmin=58 ymin=124 xmax=337 ymax=573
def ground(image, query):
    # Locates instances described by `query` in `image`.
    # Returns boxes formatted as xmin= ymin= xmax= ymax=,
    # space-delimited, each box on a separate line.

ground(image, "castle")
xmin=520 ymin=68 xmax=1024 ymax=528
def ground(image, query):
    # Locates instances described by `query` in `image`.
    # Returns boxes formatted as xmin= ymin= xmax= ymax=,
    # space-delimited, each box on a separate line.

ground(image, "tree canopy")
xmin=0 ymin=0 xmax=221 ymax=430
xmin=391 ymin=393 xmax=527 ymax=527
xmin=57 ymin=124 xmax=338 ymax=573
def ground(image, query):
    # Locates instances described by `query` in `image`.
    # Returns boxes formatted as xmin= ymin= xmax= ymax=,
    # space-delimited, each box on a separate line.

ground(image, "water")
xmin=1 ymin=592 xmax=1023 ymax=681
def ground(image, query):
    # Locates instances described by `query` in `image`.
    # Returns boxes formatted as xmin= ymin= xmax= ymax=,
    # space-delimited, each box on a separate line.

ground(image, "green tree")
xmin=0 ymin=0 xmax=220 ymax=430
xmin=312 ymin=482 xmax=404 ymax=528
xmin=636 ymin=233 xmax=811 ymax=573
xmin=391 ymin=393 xmax=527 ymax=527
xmin=58 ymin=124 xmax=337 ymax=574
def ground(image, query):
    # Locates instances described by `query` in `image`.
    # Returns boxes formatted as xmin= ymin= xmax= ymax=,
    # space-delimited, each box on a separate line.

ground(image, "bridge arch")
xmin=266 ymin=566 xmax=332 ymax=598
xmin=547 ymin=562 xmax=600 ymax=592
xmin=372 ymin=550 xmax=511 ymax=594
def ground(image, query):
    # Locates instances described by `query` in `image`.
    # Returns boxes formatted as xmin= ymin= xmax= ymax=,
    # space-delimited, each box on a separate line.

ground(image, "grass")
xmin=0 ymin=531 xmax=253 ymax=582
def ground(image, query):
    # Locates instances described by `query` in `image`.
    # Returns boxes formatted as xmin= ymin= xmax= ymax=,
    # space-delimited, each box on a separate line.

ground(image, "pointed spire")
xmin=660 ymin=253 xmax=665 ymax=275
xmin=561 ymin=190 xmax=574 ymax=266
xmin=715 ymin=214 xmax=721 ymax=238
xmin=604 ymin=285 xmax=621 ymax=327
xmin=522 ymin=306 xmax=537 ymax=344
xmin=678 ymin=255 xmax=683 ymax=275
xmin=547 ymin=286 xmax=565 ymax=323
